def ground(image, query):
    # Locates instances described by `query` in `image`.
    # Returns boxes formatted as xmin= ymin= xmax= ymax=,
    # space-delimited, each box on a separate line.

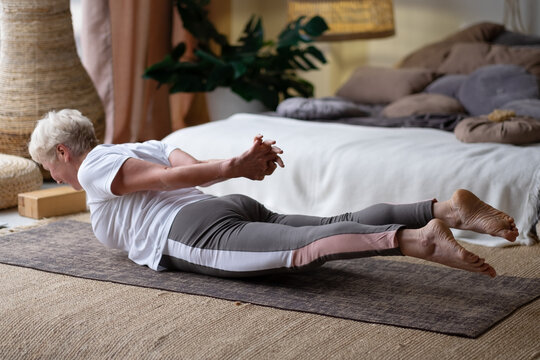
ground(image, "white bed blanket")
xmin=163 ymin=113 xmax=540 ymax=247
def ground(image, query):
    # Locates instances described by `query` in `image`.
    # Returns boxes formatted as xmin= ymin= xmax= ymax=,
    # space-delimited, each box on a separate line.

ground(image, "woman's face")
xmin=42 ymin=159 xmax=82 ymax=190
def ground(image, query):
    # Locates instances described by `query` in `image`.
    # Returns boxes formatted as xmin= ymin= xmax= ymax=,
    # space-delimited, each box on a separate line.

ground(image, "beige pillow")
xmin=398 ymin=22 xmax=506 ymax=71
xmin=454 ymin=116 xmax=540 ymax=145
xmin=381 ymin=93 xmax=464 ymax=118
xmin=336 ymin=66 xmax=435 ymax=104
xmin=437 ymin=43 xmax=540 ymax=77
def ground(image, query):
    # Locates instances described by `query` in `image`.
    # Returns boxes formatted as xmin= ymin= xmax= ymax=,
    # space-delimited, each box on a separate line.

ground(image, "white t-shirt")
xmin=78 ymin=140 xmax=213 ymax=270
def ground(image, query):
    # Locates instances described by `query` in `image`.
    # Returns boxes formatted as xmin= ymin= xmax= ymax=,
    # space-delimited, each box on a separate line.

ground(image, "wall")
xmin=69 ymin=0 xmax=540 ymax=99
xmin=230 ymin=0 xmax=540 ymax=97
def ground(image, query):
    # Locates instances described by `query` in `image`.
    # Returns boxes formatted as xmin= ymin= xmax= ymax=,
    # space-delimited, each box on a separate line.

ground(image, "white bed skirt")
xmin=163 ymin=113 xmax=540 ymax=247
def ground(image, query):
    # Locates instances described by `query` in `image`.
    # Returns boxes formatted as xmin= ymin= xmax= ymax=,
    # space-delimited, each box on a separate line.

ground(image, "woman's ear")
xmin=56 ymin=144 xmax=69 ymax=162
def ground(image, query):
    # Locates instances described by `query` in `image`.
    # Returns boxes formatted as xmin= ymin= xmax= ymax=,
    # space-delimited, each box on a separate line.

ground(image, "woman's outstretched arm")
xmin=110 ymin=135 xmax=284 ymax=195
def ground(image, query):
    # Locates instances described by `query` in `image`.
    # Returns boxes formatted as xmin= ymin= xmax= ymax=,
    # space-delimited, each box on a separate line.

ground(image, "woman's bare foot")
xmin=435 ymin=189 xmax=519 ymax=242
xmin=398 ymin=219 xmax=496 ymax=277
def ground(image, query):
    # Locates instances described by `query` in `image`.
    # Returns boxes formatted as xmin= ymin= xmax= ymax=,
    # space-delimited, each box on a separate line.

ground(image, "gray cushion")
xmin=457 ymin=64 xmax=539 ymax=116
xmin=492 ymin=31 xmax=540 ymax=46
xmin=382 ymin=93 xmax=464 ymax=118
xmin=276 ymin=97 xmax=369 ymax=120
xmin=425 ymin=74 xmax=467 ymax=98
xmin=500 ymin=98 xmax=540 ymax=119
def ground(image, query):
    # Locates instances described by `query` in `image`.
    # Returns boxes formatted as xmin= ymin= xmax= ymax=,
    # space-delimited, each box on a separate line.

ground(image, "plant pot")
xmin=205 ymin=87 xmax=268 ymax=121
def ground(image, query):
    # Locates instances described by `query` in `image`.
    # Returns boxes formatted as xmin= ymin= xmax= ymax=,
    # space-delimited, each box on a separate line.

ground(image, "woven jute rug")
xmin=1 ymin=219 xmax=538 ymax=340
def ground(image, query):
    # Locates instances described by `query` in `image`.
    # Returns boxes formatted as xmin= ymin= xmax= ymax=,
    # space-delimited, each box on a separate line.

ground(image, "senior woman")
xmin=29 ymin=109 xmax=518 ymax=278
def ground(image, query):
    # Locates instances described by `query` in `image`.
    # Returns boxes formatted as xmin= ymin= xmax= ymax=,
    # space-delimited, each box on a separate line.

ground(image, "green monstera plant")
xmin=144 ymin=0 xmax=329 ymax=110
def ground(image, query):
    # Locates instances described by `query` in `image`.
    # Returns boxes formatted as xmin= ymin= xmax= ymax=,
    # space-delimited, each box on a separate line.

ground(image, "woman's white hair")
xmin=28 ymin=109 xmax=99 ymax=164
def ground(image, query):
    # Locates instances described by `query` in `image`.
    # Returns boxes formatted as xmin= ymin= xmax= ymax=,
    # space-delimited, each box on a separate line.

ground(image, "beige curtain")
xmin=169 ymin=7 xmax=209 ymax=130
xmin=80 ymin=0 xmax=115 ymax=143
xmin=80 ymin=0 xmax=227 ymax=144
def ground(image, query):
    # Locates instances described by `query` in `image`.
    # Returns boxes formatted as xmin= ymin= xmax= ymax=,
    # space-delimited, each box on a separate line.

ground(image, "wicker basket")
xmin=0 ymin=0 xmax=105 ymax=159
xmin=287 ymin=0 xmax=395 ymax=40
xmin=0 ymin=153 xmax=43 ymax=209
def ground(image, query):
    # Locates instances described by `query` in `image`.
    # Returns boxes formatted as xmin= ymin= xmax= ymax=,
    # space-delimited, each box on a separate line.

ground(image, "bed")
xmin=162 ymin=22 xmax=540 ymax=247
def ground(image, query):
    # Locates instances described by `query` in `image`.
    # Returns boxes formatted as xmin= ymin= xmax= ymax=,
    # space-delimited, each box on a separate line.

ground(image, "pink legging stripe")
xmin=291 ymin=230 xmax=399 ymax=267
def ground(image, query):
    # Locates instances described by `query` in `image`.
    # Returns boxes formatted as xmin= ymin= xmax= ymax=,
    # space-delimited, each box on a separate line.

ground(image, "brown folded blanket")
xmin=454 ymin=115 xmax=540 ymax=145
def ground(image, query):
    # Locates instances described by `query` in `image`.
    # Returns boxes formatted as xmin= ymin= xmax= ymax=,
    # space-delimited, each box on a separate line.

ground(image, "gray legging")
xmin=159 ymin=194 xmax=434 ymax=277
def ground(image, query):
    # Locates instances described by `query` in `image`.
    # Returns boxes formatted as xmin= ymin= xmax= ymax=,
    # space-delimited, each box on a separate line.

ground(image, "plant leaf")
xmin=194 ymin=49 xmax=225 ymax=65
xmin=143 ymin=55 xmax=177 ymax=82
xmin=170 ymin=42 xmax=187 ymax=61
xmin=206 ymin=64 xmax=234 ymax=89
xmin=229 ymin=61 xmax=247 ymax=79
xmin=288 ymin=57 xmax=309 ymax=71
xmin=237 ymin=15 xmax=264 ymax=53
xmin=303 ymin=15 xmax=329 ymax=37
xmin=283 ymin=76 xmax=314 ymax=98
xmin=175 ymin=0 xmax=228 ymax=49
xmin=297 ymin=53 xmax=318 ymax=70
xmin=277 ymin=17 xmax=304 ymax=49
xmin=231 ymin=79 xmax=279 ymax=110
xmin=170 ymin=73 xmax=209 ymax=93
xmin=305 ymin=45 xmax=327 ymax=63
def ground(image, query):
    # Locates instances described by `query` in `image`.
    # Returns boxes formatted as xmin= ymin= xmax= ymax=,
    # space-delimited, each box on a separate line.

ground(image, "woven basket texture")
xmin=287 ymin=0 xmax=395 ymax=40
xmin=0 ymin=153 xmax=43 ymax=209
xmin=0 ymin=0 xmax=105 ymax=159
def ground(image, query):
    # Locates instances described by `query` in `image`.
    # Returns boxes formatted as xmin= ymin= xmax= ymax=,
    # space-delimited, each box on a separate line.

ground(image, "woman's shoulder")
xmin=94 ymin=140 xmax=166 ymax=152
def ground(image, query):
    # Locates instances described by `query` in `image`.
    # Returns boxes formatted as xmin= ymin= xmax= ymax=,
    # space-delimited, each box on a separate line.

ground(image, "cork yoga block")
xmin=18 ymin=186 xmax=87 ymax=219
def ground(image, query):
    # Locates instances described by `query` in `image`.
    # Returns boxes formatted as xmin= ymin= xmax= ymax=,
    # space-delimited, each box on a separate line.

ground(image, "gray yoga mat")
xmin=1 ymin=220 xmax=538 ymax=338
